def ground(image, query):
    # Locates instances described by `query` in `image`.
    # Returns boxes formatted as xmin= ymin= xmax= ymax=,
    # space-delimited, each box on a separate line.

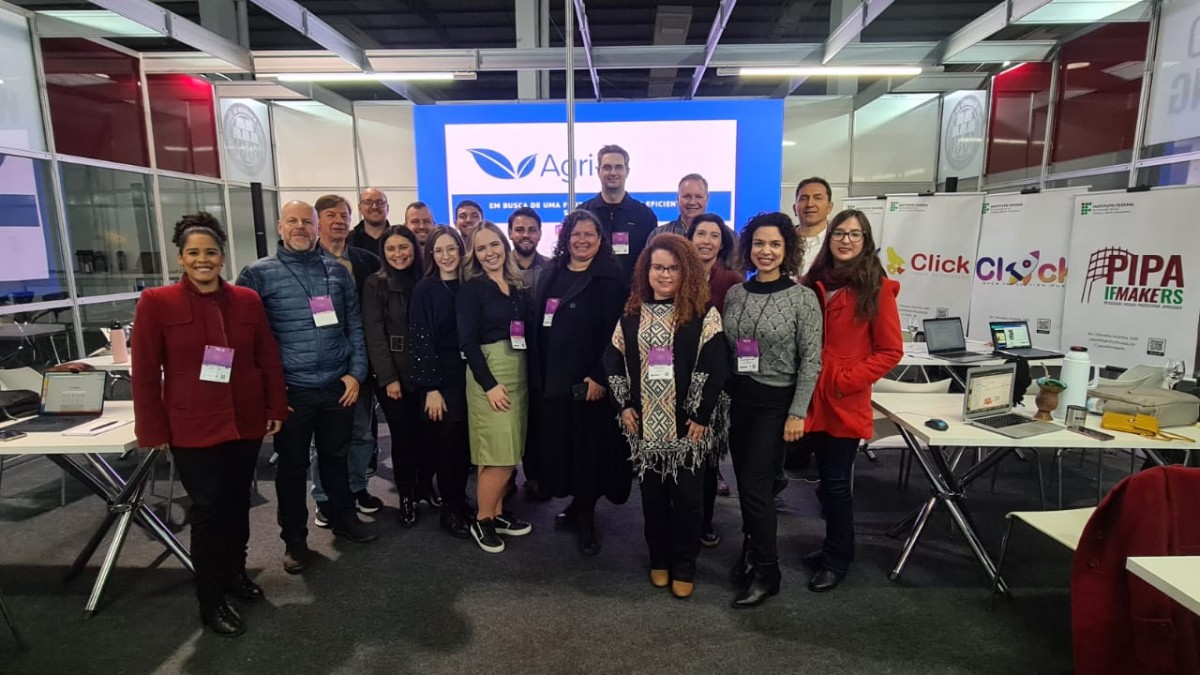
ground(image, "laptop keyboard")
xmin=976 ymin=413 xmax=1032 ymax=429
xmin=6 ymin=415 xmax=100 ymax=433
xmin=936 ymin=350 xmax=980 ymax=359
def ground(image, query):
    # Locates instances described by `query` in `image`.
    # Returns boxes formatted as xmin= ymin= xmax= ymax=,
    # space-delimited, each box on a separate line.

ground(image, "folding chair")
xmin=989 ymin=507 xmax=1096 ymax=609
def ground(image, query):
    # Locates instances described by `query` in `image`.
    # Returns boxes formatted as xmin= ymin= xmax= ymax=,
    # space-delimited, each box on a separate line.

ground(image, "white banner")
xmin=842 ymin=197 xmax=887 ymax=244
xmin=1146 ymin=0 xmax=1200 ymax=146
xmin=966 ymin=188 xmax=1083 ymax=348
xmin=938 ymin=90 xmax=987 ymax=182
xmin=1062 ymin=187 xmax=1200 ymax=369
xmin=220 ymin=99 xmax=276 ymax=185
xmin=879 ymin=194 xmax=985 ymax=330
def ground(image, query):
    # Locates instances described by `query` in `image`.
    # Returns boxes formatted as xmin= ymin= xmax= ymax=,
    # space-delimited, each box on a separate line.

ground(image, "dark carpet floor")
xmin=0 ymin=435 xmax=1134 ymax=675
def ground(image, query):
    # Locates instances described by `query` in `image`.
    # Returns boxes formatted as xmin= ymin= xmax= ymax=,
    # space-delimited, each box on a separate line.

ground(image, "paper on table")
xmin=62 ymin=418 xmax=132 ymax=437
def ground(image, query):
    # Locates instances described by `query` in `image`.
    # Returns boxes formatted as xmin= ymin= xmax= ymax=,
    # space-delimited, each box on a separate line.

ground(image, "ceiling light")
xmin=734 ymin=66 xmax=923 ymax=77
xmin=266 ymin=72 xmax=474 ymax=83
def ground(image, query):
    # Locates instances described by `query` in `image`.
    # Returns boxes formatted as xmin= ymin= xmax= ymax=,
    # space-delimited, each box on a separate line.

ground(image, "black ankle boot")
xmin=732 ymin=561 xmax=781 ymax=609
xmin=728 ymin=536 xmax=754 ymax=588
xmin=200 ymin=599 xmax=245 ymax=637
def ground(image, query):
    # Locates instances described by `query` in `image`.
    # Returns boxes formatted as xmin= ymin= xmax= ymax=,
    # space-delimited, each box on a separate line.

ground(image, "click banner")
xmin=966 ymin=188 xmax=1082 ymax=349
xmin=879 ymin=194 xmax=985 ymax=330
xmin=1062 ymin=187 xmax=1200 ymax=369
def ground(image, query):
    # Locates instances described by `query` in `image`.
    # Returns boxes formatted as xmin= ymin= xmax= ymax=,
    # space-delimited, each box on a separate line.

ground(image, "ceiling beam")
xmin=686 ymin=0 xmax=737 ymax=100
xmin=325 ymin=15 xmax=432 ymax=104
xmin=940 ymin=1 xmax=1010 ymax=62
xmin=571 ymin=0 xmax=601 ymax=101
xmin=142 ymin=39 xmax=1060 ymax=75
xmin=823 ymin=0 xmax=895 ymax=63
xmin=246 ymin=0 xmax=368 ymax=72
xmin=69 ymin=2 xmax=251 ymax=71
xmin=402 ymin=0 xmax=454 ymax=47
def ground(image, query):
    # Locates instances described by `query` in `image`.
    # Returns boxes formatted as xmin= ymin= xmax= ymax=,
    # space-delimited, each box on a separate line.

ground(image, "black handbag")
xmin=0 ymin=389 xmax=40 ymax=420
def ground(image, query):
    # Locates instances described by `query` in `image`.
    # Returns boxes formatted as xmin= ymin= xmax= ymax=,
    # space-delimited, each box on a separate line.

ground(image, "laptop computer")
xmin=962 ymin=363 xmax=1059 ymax=439
xmin=988 ymin=320 xmax=1063 ymax=360
xmin=922 ymin=317 xmax=993 ymax=364
xmin=4 ymin=371 xmax=107 ymax=433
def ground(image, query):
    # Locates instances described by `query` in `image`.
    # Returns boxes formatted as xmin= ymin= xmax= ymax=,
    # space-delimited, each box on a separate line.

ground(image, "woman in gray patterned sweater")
xmin=722 ymin=212 xmax=823 ymax=609
xmin=604 ymin=234 xmax=730 ymax=600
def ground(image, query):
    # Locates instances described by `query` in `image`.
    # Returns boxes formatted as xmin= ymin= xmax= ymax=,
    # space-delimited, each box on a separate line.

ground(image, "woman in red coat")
xmin=132 ymin=213 xmax=287 ymax=637
xmin=801 ymin=208 xmax=903 ymax=593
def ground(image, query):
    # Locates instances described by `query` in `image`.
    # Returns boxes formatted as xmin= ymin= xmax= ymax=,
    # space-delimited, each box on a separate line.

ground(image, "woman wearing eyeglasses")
xmin=800 ymin=209 xmax=902 ymax=592
xmin=722 ymin=212 xmax=823 ymax=608
xmin=605 ymin=234 xmax=730 ymax=599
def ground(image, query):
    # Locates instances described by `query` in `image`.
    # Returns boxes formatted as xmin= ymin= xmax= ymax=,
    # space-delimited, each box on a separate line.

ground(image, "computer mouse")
xmin=924 ymin=418 xmax=949 ymax=431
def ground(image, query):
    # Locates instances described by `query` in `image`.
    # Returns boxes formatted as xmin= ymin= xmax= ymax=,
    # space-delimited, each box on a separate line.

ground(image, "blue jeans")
xmin=311 ymin=386 xmax=376 ymax=502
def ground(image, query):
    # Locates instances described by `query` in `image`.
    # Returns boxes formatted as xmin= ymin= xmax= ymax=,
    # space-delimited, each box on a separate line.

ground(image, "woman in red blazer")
xmin=132 ymin=213 xmax=287 ymax=638
xmin=801 ymin=208 xmax=903 ymax=593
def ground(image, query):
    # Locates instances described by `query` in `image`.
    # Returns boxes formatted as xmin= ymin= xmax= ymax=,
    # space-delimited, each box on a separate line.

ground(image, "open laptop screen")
xmin=924 ymin=318 xmax=967 ymax=352
xmin=991 ymin=321 xmax=1032 ymax=349
xmin=40 ymin=372 xmax=106 ymax=415
xmin=965 ymin=368 xmax=1013 ymax=416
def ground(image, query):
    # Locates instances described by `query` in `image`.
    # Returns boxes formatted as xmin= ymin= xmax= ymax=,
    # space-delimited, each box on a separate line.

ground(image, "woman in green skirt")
xmin=456 ymin=222 xmax=534 ymax=553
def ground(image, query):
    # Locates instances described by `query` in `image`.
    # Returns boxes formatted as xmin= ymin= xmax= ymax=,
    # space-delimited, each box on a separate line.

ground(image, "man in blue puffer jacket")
xmin=238 ymin=200 xmax=378 ymax=574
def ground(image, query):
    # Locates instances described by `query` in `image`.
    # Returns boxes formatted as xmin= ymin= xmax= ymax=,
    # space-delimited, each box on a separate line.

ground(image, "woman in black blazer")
xmin=531 ymin=209 xmax=630 ymax=555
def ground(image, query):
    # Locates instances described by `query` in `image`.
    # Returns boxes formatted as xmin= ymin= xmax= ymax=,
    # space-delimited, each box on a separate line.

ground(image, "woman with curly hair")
xmin=531 ymin=210 xmax=630 ymax=556
xmin=131 ymin=213 xmax=287 ymax=636
xmin=800 ymin=209 xmax=902 ymax=592
xmin=722 ymin=211 xmax=823 ymax=608
xmin=604 ymin=234 xmax=730 ymax=599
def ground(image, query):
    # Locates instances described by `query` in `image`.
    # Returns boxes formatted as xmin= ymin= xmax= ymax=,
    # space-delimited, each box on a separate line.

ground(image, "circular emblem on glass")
xmin=222 ymin=103 xmax=268 ymax=174
xmin=943 ymin=94 xmax=984 ymax=172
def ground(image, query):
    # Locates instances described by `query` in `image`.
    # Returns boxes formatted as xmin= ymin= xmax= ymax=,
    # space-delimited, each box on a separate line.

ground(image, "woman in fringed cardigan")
xmin=604 ymin=234 xmax=730 ymax=600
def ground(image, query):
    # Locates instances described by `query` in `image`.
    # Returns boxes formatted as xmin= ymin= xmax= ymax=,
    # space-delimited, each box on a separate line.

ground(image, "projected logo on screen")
xmin=1081 ymin=247 xmax=1185 ymax=307
xmin=467 ymin=149 xmax=538 ymax=180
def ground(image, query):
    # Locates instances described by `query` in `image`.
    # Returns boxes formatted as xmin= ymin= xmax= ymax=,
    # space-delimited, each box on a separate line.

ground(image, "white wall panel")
xmin=272 ymin=101 xmax=356 ymax=189
xmin=355 ymin=103 xmax=418 ymax=189
xmin=852 ymin=94 xmax=939 ymax=186
xmin=781 ymin=97 xmax=852 ymax=187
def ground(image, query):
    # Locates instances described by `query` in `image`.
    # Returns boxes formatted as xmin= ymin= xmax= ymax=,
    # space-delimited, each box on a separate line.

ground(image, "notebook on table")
xmin=962 ymin=363 xmax=1059 ymax=439
xmin=988 ymin=320 xmax=1063 ymax=360
xmin=922 ymin=317 xmax=993 ymax=364
xmin=3 ymin=371 xmax=107 ymax=433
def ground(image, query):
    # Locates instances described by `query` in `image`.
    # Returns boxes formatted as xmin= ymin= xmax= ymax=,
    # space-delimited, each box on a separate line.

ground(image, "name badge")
xmin=648 ymin=346 xmax=673 ymax=381
xmin=736 ymin=338 xmax=760 ymax=373
xmin=613 ymin=231 xmax=630 ymax=255
xmin=389 ymin=335 xmax=405 ymax=352
xmin=309 ymin=295 xmax=338 ymax=327
xmin=510 ymin=320 xmax=527 ymax=350
xmin=543 ymin=298 xmax=561 ymax=327
xmin=200 ymin=345 xmax=235 ymax=383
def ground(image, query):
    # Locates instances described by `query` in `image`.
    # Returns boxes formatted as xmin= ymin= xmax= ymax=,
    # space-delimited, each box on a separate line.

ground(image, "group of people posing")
xmin=130 ymin=144 xmax=903 ymax=639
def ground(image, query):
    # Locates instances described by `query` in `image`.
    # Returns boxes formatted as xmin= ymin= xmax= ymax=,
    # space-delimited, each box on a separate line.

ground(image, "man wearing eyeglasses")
xmin=793 ymin=177 xmax=835 ymax=279
xmin=349 ymin=188 xmax=391 ymax=256
xmin=578 ymin=144 xmax=658 ymax=284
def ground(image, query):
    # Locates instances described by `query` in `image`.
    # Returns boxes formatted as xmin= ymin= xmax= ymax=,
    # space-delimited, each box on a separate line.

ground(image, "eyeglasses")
xmin=360 ymin=199 xmax=388 ymax=208
xmin=650 ymin=264 xmax=681 ymax=276
xmin=830 ymin=230 xmax=864 ymax=242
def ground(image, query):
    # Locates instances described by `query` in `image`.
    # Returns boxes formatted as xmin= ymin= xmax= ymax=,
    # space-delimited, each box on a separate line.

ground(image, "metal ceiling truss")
xmin=570 ymin=0 xmax=601 ymax=101
xmin=823 ymin=0 xmax=895 ymax=63
xmin=686 ymin=0 xmax=737 ymax=100
xmin=245 ymin=0 xmax=368 ymax=72
xmin=940 ymin=0 xmax=1152 ymax=62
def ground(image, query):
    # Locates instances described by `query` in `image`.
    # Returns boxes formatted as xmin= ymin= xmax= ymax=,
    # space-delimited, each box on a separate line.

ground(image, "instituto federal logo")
xmin=1081 ymin=247 xmax=1185 ymax=306
xmin=943 ymin=94 xmax=984 ymax=171
xmin=222 ymin=103 xmax=268 ymax=175
xmin=1080 ymin=202 xmax=1093 ymax=215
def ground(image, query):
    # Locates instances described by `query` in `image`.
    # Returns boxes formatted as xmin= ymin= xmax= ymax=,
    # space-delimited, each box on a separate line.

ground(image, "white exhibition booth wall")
xmin=873 ymin=185 xmax=1200 ymax=370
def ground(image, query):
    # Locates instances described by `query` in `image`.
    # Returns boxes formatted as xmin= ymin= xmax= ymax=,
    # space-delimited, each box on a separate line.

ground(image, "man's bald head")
xmin=278 ymin=200 xmax=318 ymax=252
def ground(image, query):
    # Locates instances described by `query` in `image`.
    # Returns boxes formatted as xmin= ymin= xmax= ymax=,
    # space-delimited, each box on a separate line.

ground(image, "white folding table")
xmin=0 ymin=402 xmax=192 ymax=618
xmin=871 ymin=393 xmax=1198 ymax=592
xmin=1127 ymin=556 xmax=1200 ymax=617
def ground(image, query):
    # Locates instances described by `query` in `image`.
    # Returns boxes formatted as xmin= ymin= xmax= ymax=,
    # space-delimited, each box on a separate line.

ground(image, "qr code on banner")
xmin=936 ymin=307 xmax=949 ymax=318
xmin=1036 ymin=319 xmax=1051 ymax=334
xmin=1147 ymin=338 xmax=1166 ymax=357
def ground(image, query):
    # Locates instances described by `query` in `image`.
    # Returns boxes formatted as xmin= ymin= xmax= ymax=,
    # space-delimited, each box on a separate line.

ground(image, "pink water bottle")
xmin=110 ymin=322 xmax=129 ymax=364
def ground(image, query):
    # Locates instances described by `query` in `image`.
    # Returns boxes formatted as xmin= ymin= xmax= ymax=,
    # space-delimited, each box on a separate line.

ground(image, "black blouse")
xmin=455 ymin=276 xmax=531 ymax=391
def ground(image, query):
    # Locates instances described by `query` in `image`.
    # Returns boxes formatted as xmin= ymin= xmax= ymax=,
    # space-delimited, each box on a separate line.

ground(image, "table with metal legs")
xmin=48 ymin=448 xmax=192 ymax=618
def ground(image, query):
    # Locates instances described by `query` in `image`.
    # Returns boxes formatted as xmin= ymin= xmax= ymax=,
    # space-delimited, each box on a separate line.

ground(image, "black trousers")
xmin=810 ymin=432 xmax=859 ymax=572
xmin=172 ymin=439 xmax=262 ymax=605
xmin=702 ymin=463 xmax=718 ymax=531
xmin=274 ymin=383 xmax=355 ymax=542
xmin=640 ymin=467 xmax=704 ymax=582
xmin=376 ymin=387 xmax=435 ymax=497
xmin=424 ymin=414 xmax=470 ymax=507
xmin=728 ymin=377 xmax=793 ymax=563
